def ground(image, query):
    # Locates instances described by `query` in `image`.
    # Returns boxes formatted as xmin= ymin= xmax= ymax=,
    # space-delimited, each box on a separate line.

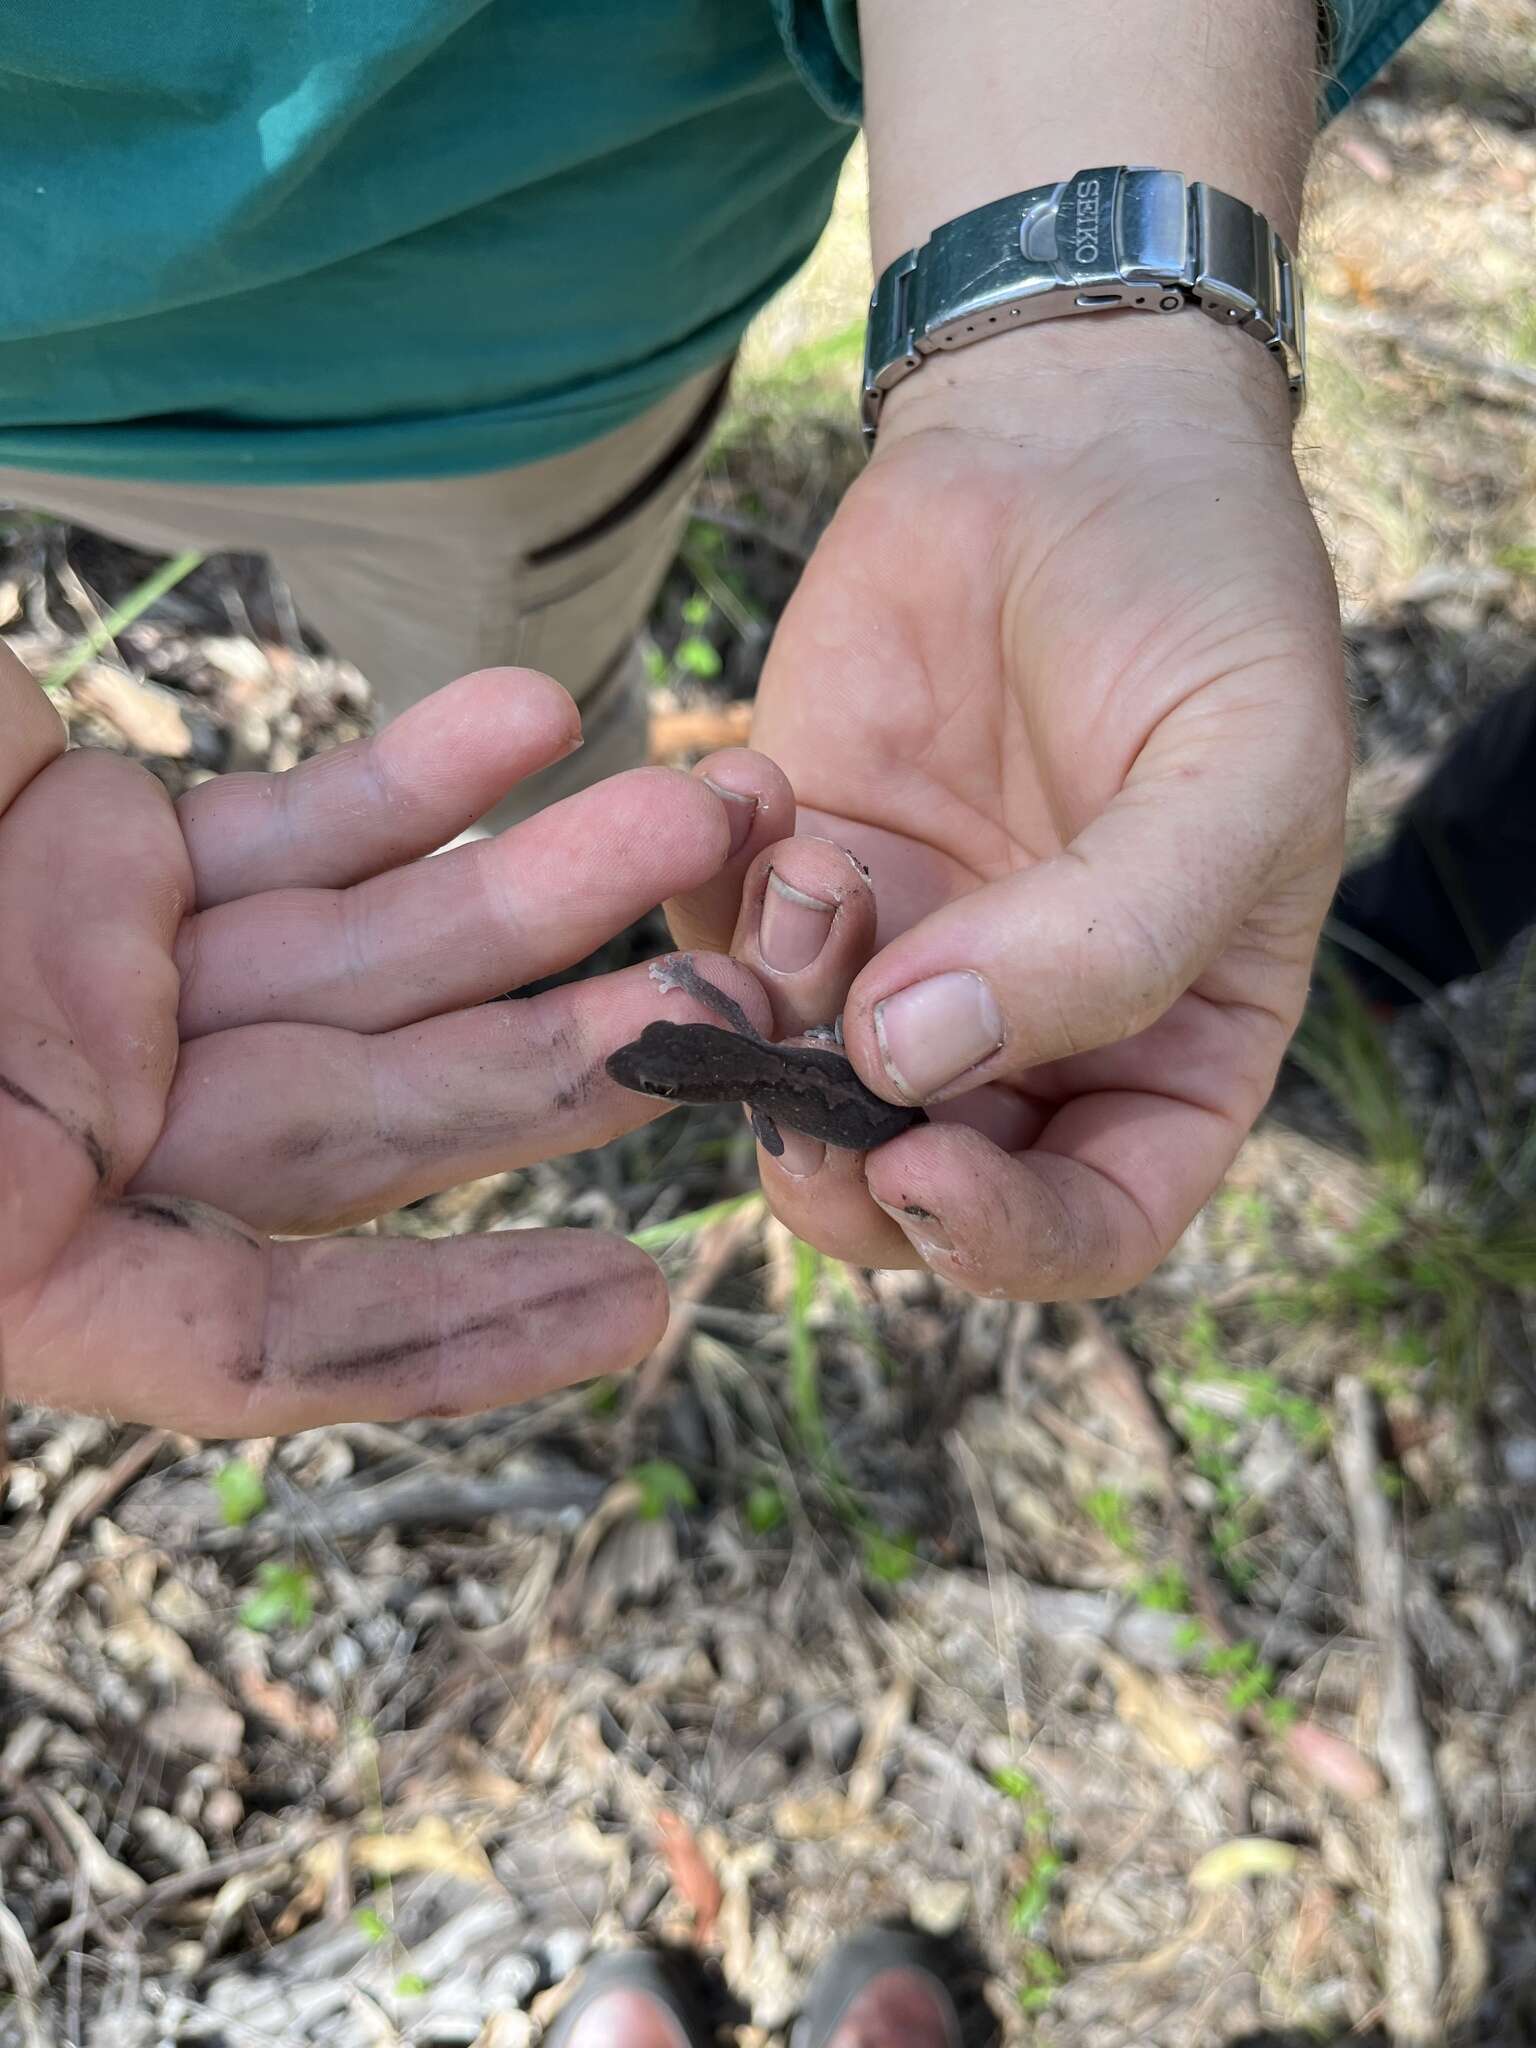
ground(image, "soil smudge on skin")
xmin=247 ymin=1271 xmax=630 ymax=1386
xmin=0 ymin=1070 xmax=109 ymax=1183
xmin=118 ymin=1194 xmax=260 ymax=1245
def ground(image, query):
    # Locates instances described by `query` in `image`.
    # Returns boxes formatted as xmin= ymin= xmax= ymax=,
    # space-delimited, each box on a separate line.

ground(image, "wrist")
xmin=873 ymin=306 xmax=1297 ymax=454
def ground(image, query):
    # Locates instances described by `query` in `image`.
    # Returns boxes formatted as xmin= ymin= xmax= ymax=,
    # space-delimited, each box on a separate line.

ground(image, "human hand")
xmin=673 ymin=320 xmax=1350 ymax=1298
xmin=0 ymin=654 xmax=788 ymax=1433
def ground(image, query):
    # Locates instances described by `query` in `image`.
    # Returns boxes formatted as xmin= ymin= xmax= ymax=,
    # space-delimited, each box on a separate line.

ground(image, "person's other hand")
xmin=673 ymin=322 xmax=1350 ymax=1298
xmin=0 ymin=653 xmax=789 ymax=1433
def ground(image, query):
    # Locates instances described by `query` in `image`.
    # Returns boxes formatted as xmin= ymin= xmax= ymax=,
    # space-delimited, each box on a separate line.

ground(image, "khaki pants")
xmin=0 ymin=362 xmax=729 ymax=827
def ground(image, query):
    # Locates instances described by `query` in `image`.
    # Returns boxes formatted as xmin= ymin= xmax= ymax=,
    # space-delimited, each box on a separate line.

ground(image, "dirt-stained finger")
xmin=133 ymin=955 xmax=774 ymax=1234
xmin=8 ymin=1199 xmax=666 ymax=1436
xmin=176 ymin=767 xmax=734 ymax=1039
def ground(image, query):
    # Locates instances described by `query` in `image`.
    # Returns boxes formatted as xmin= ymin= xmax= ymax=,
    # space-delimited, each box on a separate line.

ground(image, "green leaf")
xmin=1202 ymin=1639 xmax=1259 ymax=1678
xmin=1173 ymin=1619 xmax=1209 ymax=1656
xmin=1016 ymin=1940 xmax=1064 ymax=2009
xmin=213 ymin=1458 xmax=267 ymax=1528
xmin=1226 ymin=1670 xmax=1273 ymax=1713
xmin=239 ymin=1561 xmax=316 ymax=1634
xmin=744 ymin=1483 xmax=786 ymax=1535
xmin=630 ymin=1459 xmax=696 ymax=1520
xmin=1008 ymin=1851 xmax=1063 ymax=1936
xmin=585 ymin=1376 xmax=621 ymax=1416
xmin=641 ymin=642 xmax=668 ymax=683
xmin=676 ymin=635 xmax=722 ymax=678
xmin=681 ymin=593 xmax=712 ymax=627
xmin=990 ymin=1765 xmax=1041 ymax=1806
xmin=1082 ymin=1486 xmax=1138 ymax=1556
xmin=860 ymin=1529 xmax=917 ymax=1584
xmin=628 ymin=1192 xmax=764 ymax=1252
xmin=354 ymin=1907 xmax=390 ymax=1944
xmin=1134 ymin=1565 xmax=1190 ymax=1613
xmin=394 ymin=1973 xmax=430 ymax=1998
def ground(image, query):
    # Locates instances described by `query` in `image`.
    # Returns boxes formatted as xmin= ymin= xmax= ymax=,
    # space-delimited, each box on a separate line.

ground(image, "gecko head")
xmin=605 ymin=1021 xmax=689 ymax=1099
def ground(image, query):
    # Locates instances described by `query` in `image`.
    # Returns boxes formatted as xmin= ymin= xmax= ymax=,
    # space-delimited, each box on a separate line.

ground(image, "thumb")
xmin=841 ymin=736 xmax=1342 ymax=1105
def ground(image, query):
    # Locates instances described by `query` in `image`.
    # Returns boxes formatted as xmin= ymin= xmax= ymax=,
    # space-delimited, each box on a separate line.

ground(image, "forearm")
xmin=862 ymin=0 xmax=1317 ymax=264
xmin=859 ymin=0 xmax=1319 ymax=427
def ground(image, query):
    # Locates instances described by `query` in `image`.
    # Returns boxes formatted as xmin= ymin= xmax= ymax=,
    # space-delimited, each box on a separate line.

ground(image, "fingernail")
xmin=760 ymin=870 xmax=835 ymax=974
xmin=702 ymin=779 xmax=758 ymax=858
xmin=873 ymin=1197 xmax=954 ymax=1257
xmin=873 ymin=971 xmax=1004 ymax=1101
xmin=774 ymin=1129 xmax=826 ymax=1179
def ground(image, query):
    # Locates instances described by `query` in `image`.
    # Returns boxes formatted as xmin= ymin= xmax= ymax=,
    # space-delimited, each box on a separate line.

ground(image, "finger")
xmin=863 ymin=992 xmax=1284 ymax=1298
xmin=729 ymin=837 xmax=877 ymax=1039
xmin=840 ymin=715 xmax=1342 ymax=1107
xmin=178 ymin=668 xmax=582 ymax=908
xmin=754 ymin=1083 xmax=1042 ymax=1257
xmin=862 ymin=1093 xmax=1247 ymax=1299
xmin=177 ymin=768 xmax=735 ymax=1037
xmin=757 ymin=1139 xmax=920 ymax=1265
xmin=0 ymin=640 xmax=68 ymax=811
xmin=133 ymin=955 xmax=773 ymax=1234
xmin=8 ymin=1197 xmax=665 ymax=1436
xmin=1 ymin=749 xmax=189 ymax=1204
xmin=664 ymin=748 xmax=796 ymax=953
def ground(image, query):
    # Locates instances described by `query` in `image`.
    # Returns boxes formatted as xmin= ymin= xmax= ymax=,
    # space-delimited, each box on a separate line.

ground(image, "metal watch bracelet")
xmin=861 ymin=166 xmax=1304 ymax=444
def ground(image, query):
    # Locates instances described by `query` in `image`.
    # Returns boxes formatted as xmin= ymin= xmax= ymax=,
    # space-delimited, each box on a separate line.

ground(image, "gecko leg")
xmin=649 ymin=954 xmax=763 ymax=1040
xmin=749 ymin=1106 xmax=785 ymax=1157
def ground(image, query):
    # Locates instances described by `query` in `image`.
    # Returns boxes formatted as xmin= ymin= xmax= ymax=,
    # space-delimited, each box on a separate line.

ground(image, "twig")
xmin=14 ymin=1429 xmax=170 ymax=1586
xmin=1335 ymin=1375 xmax=1447 ymax=2045
xmin=0 ymin=1882 xmax=54 ymax=2048
xmin=35 ymin=1818 xmax=328 ymax=1984
xmin=1312 ymin=300 xmax=1536 ymax=406
xmin=648 ymin=703 xmax=754 ymax=762
xmin=230 ymin=1467 xmax=608 ymax=1545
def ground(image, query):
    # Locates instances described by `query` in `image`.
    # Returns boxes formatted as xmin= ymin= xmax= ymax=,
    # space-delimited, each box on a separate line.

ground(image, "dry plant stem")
xmin=624 ymin=1204 xmax=763 ymax=1426
xmin=947 ymin=1429 xmax=1032 ymax=1744
xmin=13 ymin=1429 xmax=170 ymax=1586
xmin=1334 ymin=1374 xmax=1447 ymax=2046
xmin=35 ymin=1820 xmax=329 ymax=1985
xmin=230 ymin=1468 xmax=608 ymax=1546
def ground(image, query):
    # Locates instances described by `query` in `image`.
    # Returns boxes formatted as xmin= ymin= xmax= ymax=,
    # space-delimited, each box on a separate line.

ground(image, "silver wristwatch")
xmin=862 ymin=166 xmax=1304 ymax=444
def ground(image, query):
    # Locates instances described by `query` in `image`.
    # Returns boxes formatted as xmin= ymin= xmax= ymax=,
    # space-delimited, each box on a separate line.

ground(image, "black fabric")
xmin=1333 ymin=664 xmax=1536 ymax=1005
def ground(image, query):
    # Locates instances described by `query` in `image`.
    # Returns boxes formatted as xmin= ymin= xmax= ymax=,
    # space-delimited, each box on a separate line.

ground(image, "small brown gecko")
xmin=605 ymin=956 xmax=925 ymax=1156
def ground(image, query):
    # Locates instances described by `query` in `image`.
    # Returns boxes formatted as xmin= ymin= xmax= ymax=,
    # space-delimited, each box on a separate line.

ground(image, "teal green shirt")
xmin=0 ymin=0 xmax=1432 ymax=487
